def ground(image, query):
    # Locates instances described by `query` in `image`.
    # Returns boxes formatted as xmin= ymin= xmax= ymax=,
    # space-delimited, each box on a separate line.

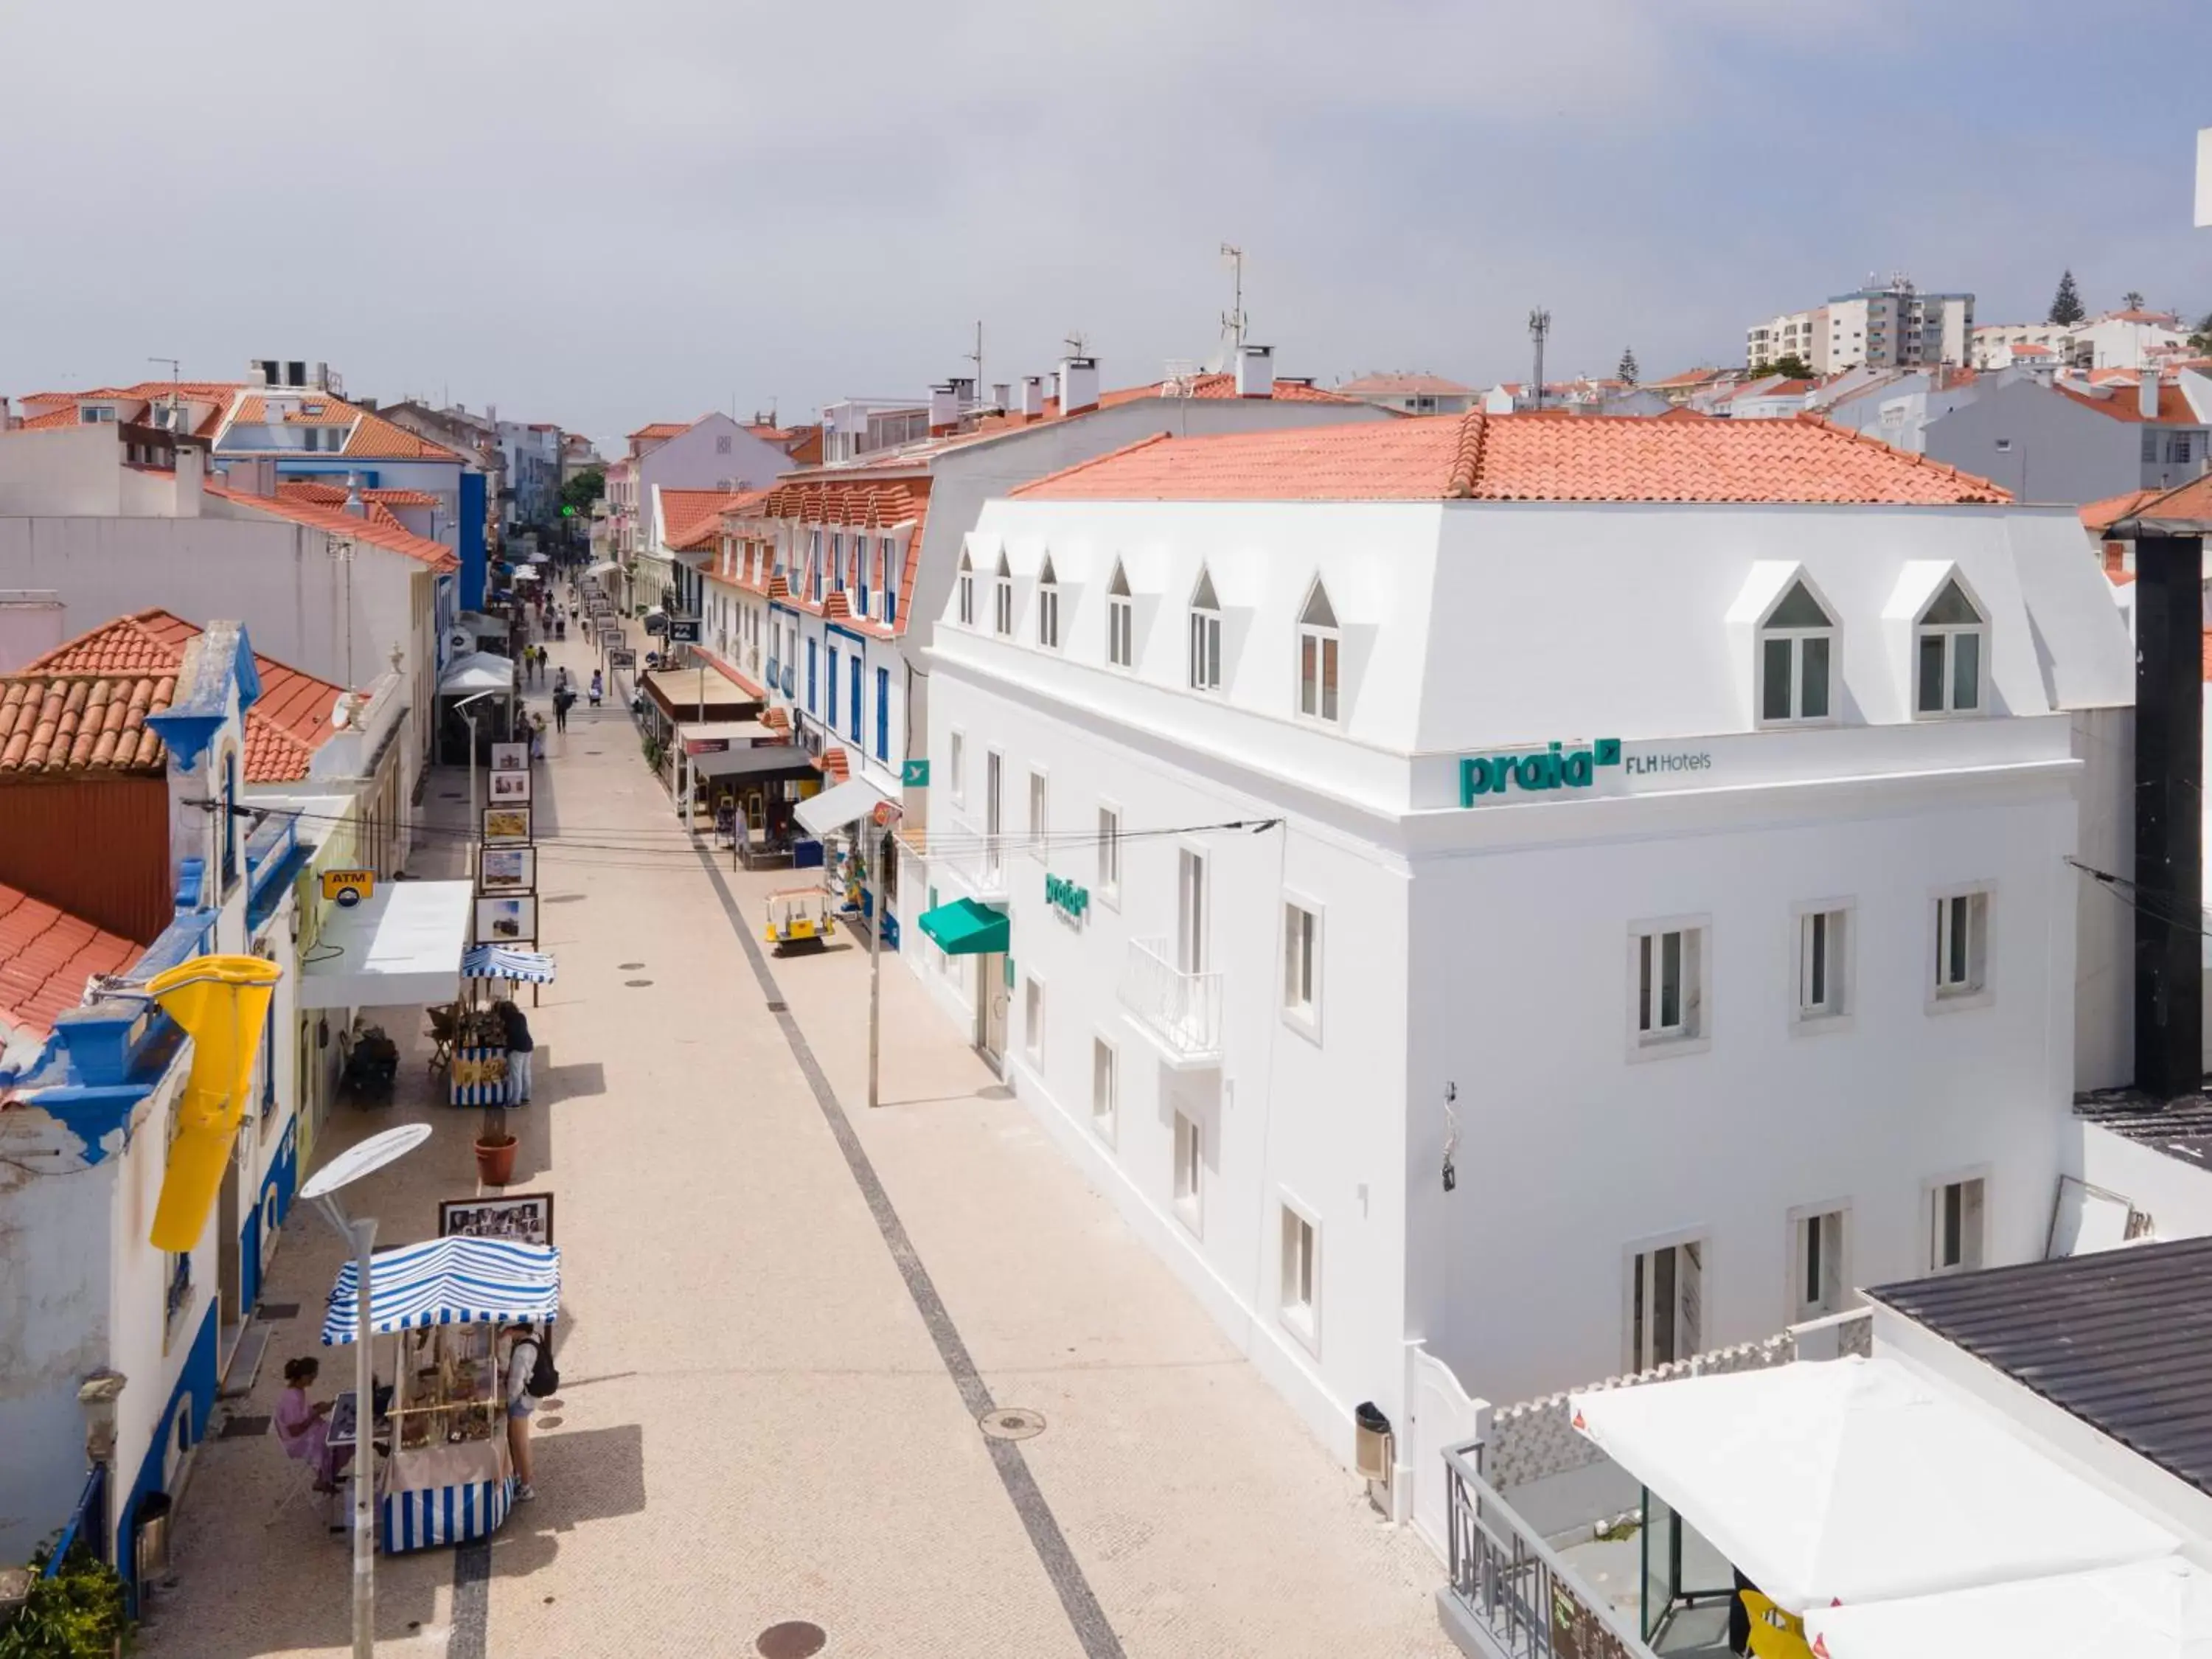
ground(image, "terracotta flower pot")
xmin=474 ymin=1134 xmax=518 ymax=1187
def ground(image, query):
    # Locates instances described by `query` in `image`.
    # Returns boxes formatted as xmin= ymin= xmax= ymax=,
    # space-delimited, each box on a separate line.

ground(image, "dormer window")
xmin=1189 ymin=569 xmax=1222 ymax=691
xmin=1757 ymin=579 xmax=1835 ymax=725
xmin=810 ymin=529 xmax=824 ymax=601
xmin=830 ymin=533 xmax=844 ymax=591
xmin=1296 ymin=580 xmax=1340 ymax=723
xmin=1915 ymin=578 xmax=1986 ymax=716
xmin=992 ymin=554 xmax=1013 ymax=636
xmin=1107 ymin=562 xmax=1134 ymax=669
xmin=1036 ymin=554 xmax=1060 ymax=649
xmin=957 ymin=552 xmax=975 ymax=625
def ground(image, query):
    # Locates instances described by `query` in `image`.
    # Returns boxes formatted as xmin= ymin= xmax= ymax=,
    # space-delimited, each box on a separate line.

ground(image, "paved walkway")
xmin=143 ymin=607 xmax=1453 ymax=1658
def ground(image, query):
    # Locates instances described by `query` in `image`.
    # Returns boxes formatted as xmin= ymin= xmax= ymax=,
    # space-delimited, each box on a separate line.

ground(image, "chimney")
xmin=928 ymin=383 xmax=960 ymax=433
xmin=2135 ymin=526 xmax=2205 ymax=1096
xmin=2140 ymin=372 xmax=2161 ymax=420
xmin=343 ymin=472 xmax=367 ymax=518
xmin=1019 ymin=376 xmax=1045 ymax=417
xmin=1236 ymin=344 xmax=1276 ymax=399
xmin=1057 ymin=356 xmax=1099 ymax=416
xmin=990 ymin=383 xmax=1011 ymax=411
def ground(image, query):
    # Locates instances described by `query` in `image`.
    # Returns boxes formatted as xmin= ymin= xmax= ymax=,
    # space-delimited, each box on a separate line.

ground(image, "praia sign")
xmin=1045 ymin=874 xmax=1090 ymax=921
xmin=1460 ymin=738 xmax=1622 ymax=805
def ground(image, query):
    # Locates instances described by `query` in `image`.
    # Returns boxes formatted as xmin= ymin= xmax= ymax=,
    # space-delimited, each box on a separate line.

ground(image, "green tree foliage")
xmin=0 ymin=1542 xmax=131 ymax=1658
xmin=2121 ymin=290 xmax=2146 ymax=311
xmin=1761 ymin=354 xmax=1815 ymax=380
xmin=1616 ymin=347 xmax=1640 ymax=386
xmin=557 ymin=466 xmax=605 ymax=518
xmin=2048 ymin=270 xmax=2086 ymax=326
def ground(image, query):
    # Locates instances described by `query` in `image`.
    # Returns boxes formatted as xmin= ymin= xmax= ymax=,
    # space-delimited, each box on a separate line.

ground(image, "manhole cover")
xmin=764 ymin=1001 xmax=787 ymax=1013
xmin=756 ymin=1624 xmax=826 ymax=1659
xmin=979 ymin=1408 xmax=1045 ymax=1441
xmin=618 ymin=961 xmax=645 ymax=970
xmin=218 ymin=1414 xmax=271 ymax=1439
xmin=625 ymin=978 xmax=653 ymax=988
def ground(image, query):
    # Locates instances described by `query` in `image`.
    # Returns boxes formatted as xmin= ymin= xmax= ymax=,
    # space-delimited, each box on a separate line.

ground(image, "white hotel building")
xmin=905 ymin=414 xmax=2134 ymax=1506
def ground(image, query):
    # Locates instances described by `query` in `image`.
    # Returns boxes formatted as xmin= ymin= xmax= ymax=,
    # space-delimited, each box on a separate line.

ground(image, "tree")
xmin=557 ymin=465 xmax=605 ymax=518
xmin=2048 ymin=269 xmax=2086 ymax=326
xmin=1760 ymin=353 xmax=1815 ymax=380
xmin=2191 ymin=311 xmax=2212 ymax=355
xmin=1616 ymin=347 xmax=1640 ymax=386
xmin=2121 ymin=290 xmax=2146 ymax=312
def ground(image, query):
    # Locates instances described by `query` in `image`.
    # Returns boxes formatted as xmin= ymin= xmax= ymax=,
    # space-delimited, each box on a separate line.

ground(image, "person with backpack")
xmin=501 ymin=1323 xmax=556 ymax=1501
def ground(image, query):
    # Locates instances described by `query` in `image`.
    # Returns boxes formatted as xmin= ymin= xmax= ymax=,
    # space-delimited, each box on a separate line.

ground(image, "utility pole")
xmin=1220 ymin=243 xmax=1247 ymax=352
xmin=967 ymin=321 xmax=984 ymax=406
xmin=1528 ymin=308 xmax=1551 ymax=411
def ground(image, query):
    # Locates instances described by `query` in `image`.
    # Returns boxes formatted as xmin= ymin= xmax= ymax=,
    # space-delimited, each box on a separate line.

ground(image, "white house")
xmin=906 ymin=412 xmax=2134 ymax=1509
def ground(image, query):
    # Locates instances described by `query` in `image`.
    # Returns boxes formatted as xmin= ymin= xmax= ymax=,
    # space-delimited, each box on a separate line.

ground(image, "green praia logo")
xmin=1045 ymin=874 xmax=1090 ymax=919
xmin=1461 ymin=738 xmax=1622 ymax=805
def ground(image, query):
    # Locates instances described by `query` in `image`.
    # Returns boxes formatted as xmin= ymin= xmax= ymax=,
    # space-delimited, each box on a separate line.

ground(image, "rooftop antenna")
xmin=147 ymin=356 xmax=180 ymax=427
xmin=1220 ymin=243 xmax=1248 ymax=359
xmin=967 ymin=321 xmax=984 ymax=406
xmin=1528 ymin=308 xmax=1551 ymax=411
xmin=1062 ymin=329 xmax=1091 ymax=358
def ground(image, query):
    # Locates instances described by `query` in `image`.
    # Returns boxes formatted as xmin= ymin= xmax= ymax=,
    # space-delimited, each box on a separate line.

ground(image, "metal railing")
xmin=1441 ymin=1443 xmax=1654 ymax=1659
xmin=45 ymin=1464 xmax=108 ymax=1573
xmin=1119 ymin=937 xmax=1223 ymax=1061
xmin=936 ymin=831 xmax=1007 ymax=900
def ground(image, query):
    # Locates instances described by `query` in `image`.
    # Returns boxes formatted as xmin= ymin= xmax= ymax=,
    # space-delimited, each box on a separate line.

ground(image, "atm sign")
xmin=322 ymin=869 xmax=376 ymax=908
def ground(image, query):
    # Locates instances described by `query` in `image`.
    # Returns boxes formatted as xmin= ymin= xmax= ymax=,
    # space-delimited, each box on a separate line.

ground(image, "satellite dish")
xmin=301 ymin=1122 xmax=432 ymax=1202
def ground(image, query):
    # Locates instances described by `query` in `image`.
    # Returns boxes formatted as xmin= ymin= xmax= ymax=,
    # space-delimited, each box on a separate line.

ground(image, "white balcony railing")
xmin=935 ymin=831 xmax=1007 ymax=901
xmin=1119 ymin=936 xmax=1222 ymax=1065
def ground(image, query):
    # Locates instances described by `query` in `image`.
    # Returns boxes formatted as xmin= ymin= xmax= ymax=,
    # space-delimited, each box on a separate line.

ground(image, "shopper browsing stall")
xmin=496 ymin=999 xmax=535 ymax=1104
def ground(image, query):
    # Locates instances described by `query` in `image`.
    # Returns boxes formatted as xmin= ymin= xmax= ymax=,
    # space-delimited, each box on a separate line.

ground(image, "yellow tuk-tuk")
xmin=764 ymin=888 xmax=837 ymax=951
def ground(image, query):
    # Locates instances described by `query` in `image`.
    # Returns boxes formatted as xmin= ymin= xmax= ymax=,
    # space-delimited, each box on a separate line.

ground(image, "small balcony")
xmin=1119 ymin=937 xmax=1222 ymax=1067
xmin=936 ymin=832 xmax=1008 ymax=902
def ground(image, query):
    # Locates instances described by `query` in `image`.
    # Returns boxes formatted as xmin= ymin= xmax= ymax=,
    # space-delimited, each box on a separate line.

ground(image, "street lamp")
xmin=455 ymin=689 xmax=500 ymax=879
xmin=298 ymin=1122 xmax=431 ymax=1659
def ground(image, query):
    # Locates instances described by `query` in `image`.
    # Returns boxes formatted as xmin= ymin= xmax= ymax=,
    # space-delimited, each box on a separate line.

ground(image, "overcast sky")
xmin=2 ymin=1 xmax=2207 ymax=445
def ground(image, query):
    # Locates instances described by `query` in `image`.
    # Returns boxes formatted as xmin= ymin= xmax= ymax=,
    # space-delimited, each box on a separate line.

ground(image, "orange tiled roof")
xmin=276 ymin=481 xmax=440 ymax=509
xmin=206 ymin=484 xmax=460 ymax=572
xmin=10 ymin=609 xmax=345 ymax=782
xmin=0 ymin=669 xmax=168 ymax=773
xmin=1012 ymin=411 xmax=2011 ymax=506
xmin=963 ymin=373 xmax=1358 ymax=439
xmin=661 ymin=488 xmax=767 ymax=553
xmin=2081 ymin=476 xmax=2212 ymax=535
xmin=629 ymin=421 xmax=691 ymax=443
xmin=226 ymin=393 xmax=464 ymax=462
xmin=1338 ymin=371 xmax=1475 ymax=397
xmin=2055 ymin=381 xmax=2199 ymax=425
xmin=0 ymin=880 xmax=143 ymax=1039
xmin=816 ymin=748 xmax=849 ymax=782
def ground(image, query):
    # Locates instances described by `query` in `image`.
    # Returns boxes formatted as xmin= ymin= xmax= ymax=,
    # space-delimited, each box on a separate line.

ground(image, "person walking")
xmin=588 ymin=669 xmax=603 ymax=709
xmin=529 ymin=711 xmax=547 ymax=762
xmin=552 ymin=686 xmax=574 ymax=732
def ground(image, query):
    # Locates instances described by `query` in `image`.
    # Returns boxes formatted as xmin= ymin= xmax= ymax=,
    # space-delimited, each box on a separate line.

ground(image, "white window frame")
xmin=1172 ymin=1109 xmax=1203 ymax=1234
xmin=1023 ymin=971 xmax=1045 ymax=1065
xmin=1036 ymin=554 xmax=1060 ymax=650
xmin=1791 ymin=898 xmax=1854 ymax=1032
xmin=1754 ymin=577 xmax=1838 ymax=727
xmin=1096 ymin=802 xmax=1121 ymax=908
xmin=1295 ymin=580 xmax=1340 ymax=724
xmin=1027 ymin=768 xmax=1048 ymax=856
xmin=948 ymin=729 xmax=965 ymax=808
xmin=1912 ymin=574 xmax=1989 ymax=719
xmin=1623 ymin=1230 xmax=1705 ymax=1373
xmin=1787 ymin=1201 xmax=1851 ymax=1324
xmin=1925 ymin=1171 xmax=1989 ymax=1275
xmin=1928 ymin=883 xmax=1993 ymax=1012
xmin=1281 ymin=894 xmax=1323 ymax=1042
xmin=1107 ymin=562 xmax=1134 ymax=669
xmin=1176 ymin=846 xmax=1209 ymax=976
xmin=1627 ymin=915 xmax=1711 ymax=1059
xmin=956 ymin=553 xmax=975 ymax=626
xmin=1091 ymin=1034 xmax=1117 ymax=1145
xmin=1278 ymin=1193 xmax=1321 ymax=1354
xmin=992 ymin=554 xmax=1014 ymax=636
xmin=1188 ymin=570 xmax=1222 ymax=692
xmin=984 ymin=750 xmax=1004 ymax=882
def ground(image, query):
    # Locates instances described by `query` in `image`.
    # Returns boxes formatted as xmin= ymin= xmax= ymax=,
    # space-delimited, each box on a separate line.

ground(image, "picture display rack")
xmin=478 ymin=734 xmax=539 ymax=995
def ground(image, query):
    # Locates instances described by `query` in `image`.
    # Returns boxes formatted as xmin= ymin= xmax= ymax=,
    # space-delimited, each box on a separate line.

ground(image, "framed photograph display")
xmin=476 ymin=894 xmax=538 ymax=943
xmin=481 ymin=806 xmax=532 ymax=844
xmin=479 ymin=846 xmax=537 ymax=892
xmin=488 ymin=769 xmax=532 ymax=804
xmin=439 ymin=1192 xmax=554 ymax=1247
xmin=490 ymin=742 xmax=529 ymax=774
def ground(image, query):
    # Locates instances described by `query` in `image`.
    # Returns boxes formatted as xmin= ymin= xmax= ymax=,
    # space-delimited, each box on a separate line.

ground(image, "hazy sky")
xmin=3 ymin=1 xmax=2208 ymax=445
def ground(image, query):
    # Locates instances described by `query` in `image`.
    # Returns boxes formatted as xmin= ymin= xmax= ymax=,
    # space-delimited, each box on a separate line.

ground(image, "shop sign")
xmin=1460 ymin=737 xmax=1621 ymax=804
xmin=321 ymin=869 xmax=376 ymax=908
xmin=667 ymin=617 xmax=701 ymax=643
xmin=1045 ymin=874 xmax=1090 ymax=921
xmin=902 ymin=759 xmax=930 ymax=787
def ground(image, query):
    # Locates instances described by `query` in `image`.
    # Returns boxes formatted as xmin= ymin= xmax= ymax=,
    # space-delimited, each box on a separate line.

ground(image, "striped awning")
xmin=321 ymin=1236 xmax=561 ymax=1345
xmin=462 ymin=945 xmax=557 ymax=984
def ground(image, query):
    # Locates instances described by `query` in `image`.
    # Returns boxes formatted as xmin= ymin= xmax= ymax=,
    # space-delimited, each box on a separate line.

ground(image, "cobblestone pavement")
xmin=142 ymin=610 xmax=1453 ymax=1658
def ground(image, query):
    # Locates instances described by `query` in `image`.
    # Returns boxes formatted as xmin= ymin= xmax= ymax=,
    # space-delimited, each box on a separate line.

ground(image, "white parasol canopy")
xmin=1804 ymin=1557 xmax=2212 ymax=1658
xmin=1568 ymin=1357 xmax=2176 ymax=1615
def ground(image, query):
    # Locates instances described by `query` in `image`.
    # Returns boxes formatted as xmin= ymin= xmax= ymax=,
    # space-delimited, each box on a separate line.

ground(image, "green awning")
xmin=917 ymin=897 xmax=1008 ymax=956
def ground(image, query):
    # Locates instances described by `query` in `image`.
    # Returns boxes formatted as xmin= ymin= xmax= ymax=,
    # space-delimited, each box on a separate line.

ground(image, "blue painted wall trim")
xmin=116 ymin=1301 xmax=218 ymax=1612
xmin=459 ymin=472 xmax=488 ymax=610
xmin=826 ymin=622 xmax=872 ymax=649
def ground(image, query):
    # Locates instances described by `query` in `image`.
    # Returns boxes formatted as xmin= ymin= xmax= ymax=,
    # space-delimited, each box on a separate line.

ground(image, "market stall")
xmin=448 ymin=947 xmax=557 ymax=1104
xmin=321 ymin=1235 xmax=561 ymax=1553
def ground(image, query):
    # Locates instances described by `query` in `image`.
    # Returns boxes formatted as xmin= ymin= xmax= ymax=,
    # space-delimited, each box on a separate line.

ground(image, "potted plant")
xmin=474 ymin=1102 xmax=517 ymax=1187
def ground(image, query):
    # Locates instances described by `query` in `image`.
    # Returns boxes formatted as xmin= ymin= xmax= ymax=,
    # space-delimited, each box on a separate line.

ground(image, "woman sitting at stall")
xmin=274 ymin=1356 xmax=346 ymax=1493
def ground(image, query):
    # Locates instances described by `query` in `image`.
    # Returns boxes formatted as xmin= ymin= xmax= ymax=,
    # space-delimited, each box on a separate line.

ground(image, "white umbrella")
xmin=1805 ymin=1558 xmax=2212 ymax=1658
xmin=1570 ymin=1357 xmax=2176 ymax=1614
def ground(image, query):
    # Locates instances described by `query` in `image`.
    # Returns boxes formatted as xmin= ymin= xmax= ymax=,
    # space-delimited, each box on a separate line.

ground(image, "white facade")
xmin=911 ymin=479 xmax=2132 ymax=1489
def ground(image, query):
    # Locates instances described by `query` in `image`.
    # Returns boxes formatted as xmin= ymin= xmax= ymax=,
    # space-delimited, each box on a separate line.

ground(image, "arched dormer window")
xmin=1188 ymin=568 xmax=1222 ymax=691
xmin=956 ymin=551 xmax=975 ymax=625
xmin=1915 ymin=577 xmax=1986 ymax=716
xmin=1106 ymin=561 xmax=1134 ymax=668
xmin=1297 ymin=580 xmax=1340 ymax=723
xmin=992 ymin=553 xmax=1014 ymax=636
xmin=1036 ymin=554 xmax=1060 ymax=649
xmin=1757 ymin=578 xmax=1836 ymax=725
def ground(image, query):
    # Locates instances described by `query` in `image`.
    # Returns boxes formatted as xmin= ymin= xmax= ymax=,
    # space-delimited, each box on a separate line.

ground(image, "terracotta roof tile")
xmin=276 ymin=481 xmax=440 ymax=509
xmin=2081 ymin=476 xmax=2212 ymax=535
xmin=2055 ymin=381 xmax=2200 ymax=425
xmin=629 ymin=421 xmax=691 ymax=444
xmin=1012 ymin=411 xmax=2011 ymax=505
xmin=226 ymin=393 xmax=464 ymax=461
xmin=1338 ymin=372 xmax=1475 ymax=397
xmin=661 ymin=488 xmax=768 ymax=553
xmin=0 ymin=880 xmax=142 ymax=1038
xmin=9 ymin=608 xmax=345 ymax=782
xmin=206 ymin=484 xmax=459 ymax=572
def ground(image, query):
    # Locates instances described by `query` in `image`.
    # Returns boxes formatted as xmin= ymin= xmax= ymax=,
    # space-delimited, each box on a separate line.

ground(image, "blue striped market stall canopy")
xmin=461 ymin=945 xmax=556 ymax=984
xmin=321 ymin=1236 xmax=561 ymax=1345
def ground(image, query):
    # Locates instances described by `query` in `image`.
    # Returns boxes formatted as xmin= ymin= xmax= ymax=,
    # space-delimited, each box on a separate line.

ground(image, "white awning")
xmin=1569 ymin=1357 xmax=2177 ymax=1615
xmin=1805 ymin=1558 xmax=2212 ymax=1659
xmin=512 ymin=566 xmax=540 ymax=582
xmin=458 ymin=610 xmax=509 ymax=638
xmin=585 ymin=560 xmax=620 ymax=580
xmin=796 ymin=775 xmax=895 ymax=837
xmin=299 ymin=881 xmax=474 ymax=1009
xmin=439 ymin=652 xmax=515 ymax=695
